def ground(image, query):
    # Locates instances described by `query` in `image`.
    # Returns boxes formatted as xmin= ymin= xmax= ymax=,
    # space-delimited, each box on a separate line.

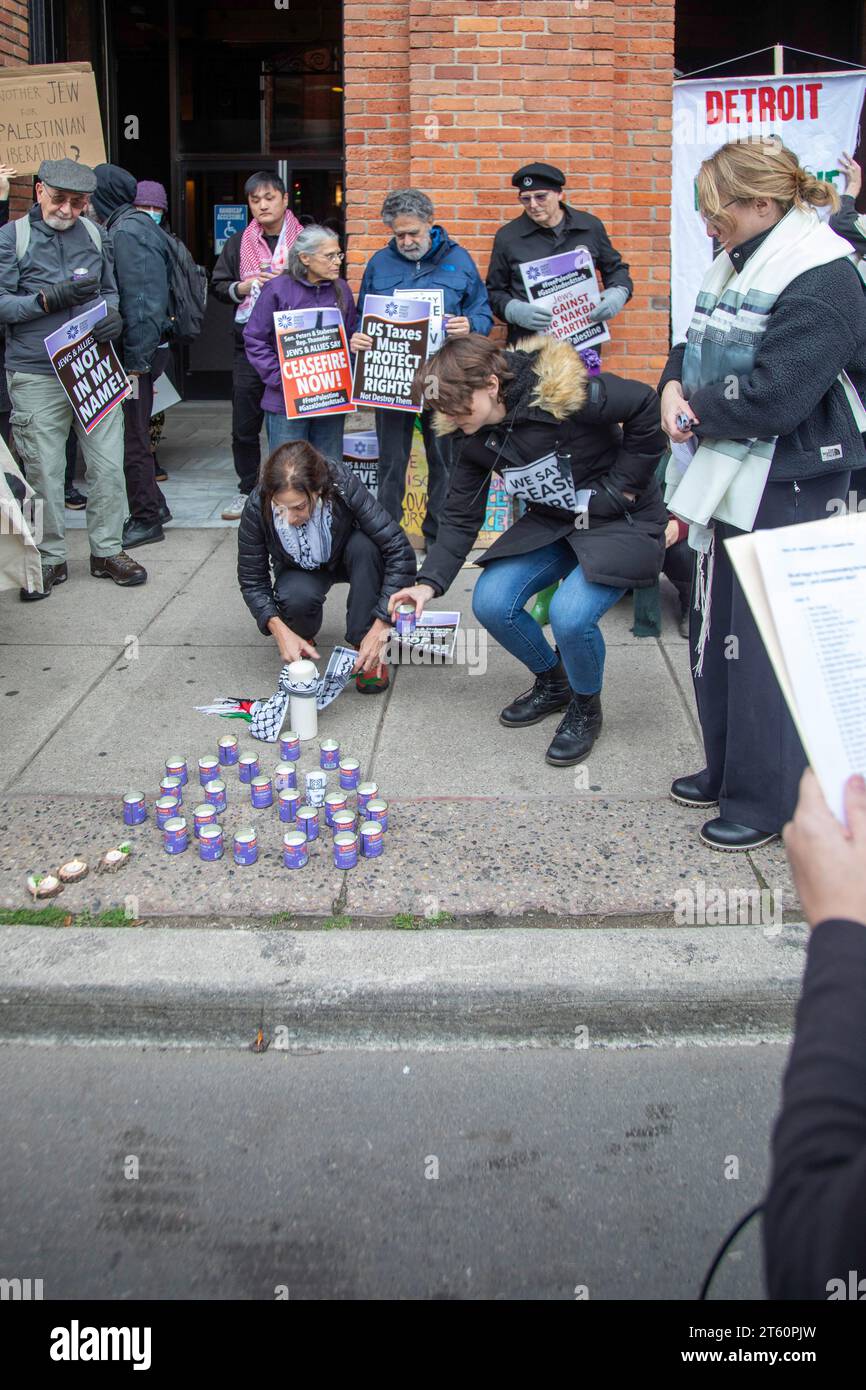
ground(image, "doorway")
xmin=175 ymin=161 xmax=343 ymax=398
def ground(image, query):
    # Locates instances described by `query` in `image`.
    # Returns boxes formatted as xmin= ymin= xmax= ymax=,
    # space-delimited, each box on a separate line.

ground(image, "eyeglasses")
xmin=316 ymin=249 xmax=344 ymax=261
xmin=43 ymin=188 xmax=88 ymax=211
xmin=519 ymin=191 xmax=554 ymax=206
xmin=701 ymin=198 xmax=740 ymax=225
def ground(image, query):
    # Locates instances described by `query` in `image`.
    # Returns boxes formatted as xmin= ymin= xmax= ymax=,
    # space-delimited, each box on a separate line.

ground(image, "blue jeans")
xmin=472 ymin=540 xmax=625 ymax=695
xmin=265 ymin=411 xmax=346 ymax=462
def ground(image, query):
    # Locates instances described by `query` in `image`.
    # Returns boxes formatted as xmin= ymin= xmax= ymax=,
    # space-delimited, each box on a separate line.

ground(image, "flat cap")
xmin=512 ymin=162 xmax=566 ymax=192
xmin=36 ymin=158 xmax=97 ymax=194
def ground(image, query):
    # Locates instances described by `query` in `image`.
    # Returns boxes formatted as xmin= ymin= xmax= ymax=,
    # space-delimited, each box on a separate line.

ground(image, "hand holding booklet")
xmin=726 ymin=512 xmax=866 ymax=824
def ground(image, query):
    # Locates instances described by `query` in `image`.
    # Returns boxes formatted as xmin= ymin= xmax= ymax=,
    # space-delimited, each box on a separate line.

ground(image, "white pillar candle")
xmin=287 ymin=659 xmax=319 ymax=741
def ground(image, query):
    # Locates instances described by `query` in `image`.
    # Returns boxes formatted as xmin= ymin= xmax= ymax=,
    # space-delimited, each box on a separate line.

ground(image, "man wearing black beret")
xmin=486 ymin=162 xmax=633 ymax=348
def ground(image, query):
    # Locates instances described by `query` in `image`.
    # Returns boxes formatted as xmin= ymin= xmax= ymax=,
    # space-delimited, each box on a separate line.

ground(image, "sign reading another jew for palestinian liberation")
xmin=45 ymin=302 xmax=131 ymax=434
xmin=0 ymin=62 xmax=106 ymax=175
xmin=519 ymin=248 xmax=610 ymax=352
xmin=351 ymin=294 xmax=431 ymax=412
xmin=672 ymin=70 xmax=866 ymax=340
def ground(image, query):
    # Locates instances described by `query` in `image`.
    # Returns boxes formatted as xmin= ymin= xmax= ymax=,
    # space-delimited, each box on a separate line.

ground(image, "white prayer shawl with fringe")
xmin=664 ymin=206 xmax=858 ymax=674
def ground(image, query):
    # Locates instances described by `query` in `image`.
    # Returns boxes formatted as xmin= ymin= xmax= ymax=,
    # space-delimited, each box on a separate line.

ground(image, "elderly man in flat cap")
xmin=0 ymin=157 xmax=145 ymax=599
xmin=486 ymin=162 xmax=633 ymax=353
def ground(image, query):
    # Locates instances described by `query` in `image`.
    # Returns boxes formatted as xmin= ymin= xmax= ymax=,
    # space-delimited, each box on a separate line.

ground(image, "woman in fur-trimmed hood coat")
xmin=417 ymin=333 xmax=667 ymax=596
xmin=391 ymin=332 xmax=667 ymax=769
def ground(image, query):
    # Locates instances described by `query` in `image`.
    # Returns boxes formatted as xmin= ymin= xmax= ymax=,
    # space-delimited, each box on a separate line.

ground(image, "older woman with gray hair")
xmin=244 ymin=224 xmax=358 ymax=461
xmin=350 ymin=188 xmax=493 ymax=551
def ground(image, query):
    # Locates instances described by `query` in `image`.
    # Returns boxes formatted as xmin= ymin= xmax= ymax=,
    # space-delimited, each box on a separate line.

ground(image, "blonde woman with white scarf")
xmin=659 ymin=139 xmax=866 ymax=851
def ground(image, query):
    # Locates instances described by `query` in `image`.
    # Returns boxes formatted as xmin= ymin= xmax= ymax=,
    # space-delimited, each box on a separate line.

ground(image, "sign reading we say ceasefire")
xmin=672 ymin=70 xmax=866 ymax=340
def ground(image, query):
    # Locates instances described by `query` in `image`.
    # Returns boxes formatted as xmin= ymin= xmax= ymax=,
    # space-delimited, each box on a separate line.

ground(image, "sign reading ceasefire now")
xmin=0 ymin=62 xmax=107 ymax=176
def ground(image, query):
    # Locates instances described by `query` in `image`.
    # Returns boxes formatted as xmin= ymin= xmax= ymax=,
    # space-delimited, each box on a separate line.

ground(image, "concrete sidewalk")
xmin=0 ymin=521 xmax=798 ymax=925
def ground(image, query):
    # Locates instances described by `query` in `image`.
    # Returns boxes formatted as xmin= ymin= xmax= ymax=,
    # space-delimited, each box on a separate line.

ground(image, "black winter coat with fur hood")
xmin=238 ymin=459 xmax=417 ymax=634
xmin=417 ymin=335 xmax=668 ymax=596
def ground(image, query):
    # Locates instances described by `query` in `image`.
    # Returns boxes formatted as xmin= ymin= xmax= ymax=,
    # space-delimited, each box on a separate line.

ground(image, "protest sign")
xmin=44 ymin=302 xmax=130 ymax=434
xmin=343 ymin=431 xmax=379 ymax=494
xmin=394 ymin=288 xmax=445 ymax=356
xmin=393 ymin=612 xmax=461 ymax=660
xmin=274 ymin=307 xmax=354 ymax=418
xmin=0 ymin=62 xmax=106 ymax=175
xmin=672 ymin=71 xmax=866 ymax=340
xmin=519 ymin=247 xmax=610 ymax=352
xmin=351 ymin=294 xmax=430 ymax=412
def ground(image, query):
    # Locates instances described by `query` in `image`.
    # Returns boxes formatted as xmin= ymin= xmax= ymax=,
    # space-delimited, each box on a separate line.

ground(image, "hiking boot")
xmin=499 ymin=658 xmax=571 ymax=728
xmin=20 ymin=560 xmax=68 ymax=602
xmin=90 ymin=551 xmax=147 ymax=586
xmin=545 ymin=692 xmax=603 ymax=766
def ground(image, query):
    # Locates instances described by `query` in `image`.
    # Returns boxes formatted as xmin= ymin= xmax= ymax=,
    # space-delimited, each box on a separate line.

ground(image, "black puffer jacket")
xmin=418 ymin=335 xmax=667 ymax=597
xmin=238 ymin=459 xmax=417 ymax=633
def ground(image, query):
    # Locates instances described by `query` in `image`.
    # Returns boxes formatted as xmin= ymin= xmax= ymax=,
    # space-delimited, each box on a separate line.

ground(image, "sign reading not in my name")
xmin=45 ymin=302 xmax=131 ymax=434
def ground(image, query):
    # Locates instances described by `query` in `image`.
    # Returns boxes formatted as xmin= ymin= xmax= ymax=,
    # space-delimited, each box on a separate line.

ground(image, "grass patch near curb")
xmin=0 ymin=907 xmax=135 ymax=928
xmin=391 ymin=910 xmax=455 ymax=930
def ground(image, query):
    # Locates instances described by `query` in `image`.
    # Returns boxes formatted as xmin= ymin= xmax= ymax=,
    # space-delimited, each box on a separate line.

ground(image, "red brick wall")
xmin=0 ymin=0 xmax=32 ymax=216
xmin=343 ymin=0 xmax=675 ymax=382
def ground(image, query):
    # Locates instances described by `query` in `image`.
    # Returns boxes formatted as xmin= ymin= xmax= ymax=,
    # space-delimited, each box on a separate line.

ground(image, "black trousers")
xmin=233 ymin=335 xmax=266 ymax=495
xmin=374 ymin=408 xmax=452 ymax=546
xmin=123 ymin=345 xmax=170 ymax=525
xmin=690 ymin=469 xmax=850 ymax=833
xmin=273 ymin=528 xmax=385 ymax=649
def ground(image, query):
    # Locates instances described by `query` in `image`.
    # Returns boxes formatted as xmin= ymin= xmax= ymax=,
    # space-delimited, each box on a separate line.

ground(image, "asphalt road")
xmin=0 ymin=1039 xmax=788 ymax=1301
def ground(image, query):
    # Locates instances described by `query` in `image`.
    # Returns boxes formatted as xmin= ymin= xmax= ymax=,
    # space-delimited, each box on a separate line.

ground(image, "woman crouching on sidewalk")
xmin=238 ymin=441 xmax=416 ymax=692
xmin=388 ymin=334 xmax=667 ymax=764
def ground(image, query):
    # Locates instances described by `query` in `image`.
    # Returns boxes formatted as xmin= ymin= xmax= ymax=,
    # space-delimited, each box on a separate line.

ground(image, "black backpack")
xmin=161 ymin=230 xmax=208 ymax=344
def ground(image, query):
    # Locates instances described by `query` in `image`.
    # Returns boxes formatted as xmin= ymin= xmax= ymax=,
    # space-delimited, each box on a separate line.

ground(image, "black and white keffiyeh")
xmin=272 ymin=498 xmax=333 ymax=570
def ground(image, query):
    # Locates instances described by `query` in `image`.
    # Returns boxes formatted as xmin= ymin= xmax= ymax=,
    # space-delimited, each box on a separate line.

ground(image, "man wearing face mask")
xmin=0 ymin=158 xmax=146 ymax=598
xmin=486 ymin=163 xmax=633 ymax=353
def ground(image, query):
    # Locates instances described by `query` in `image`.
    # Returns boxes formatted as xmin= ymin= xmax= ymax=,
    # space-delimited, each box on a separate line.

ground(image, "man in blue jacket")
xmin=350 ymin=190 xmax=492 ymax=550
xmin=91 ymin=163 xmax=174 ymax=550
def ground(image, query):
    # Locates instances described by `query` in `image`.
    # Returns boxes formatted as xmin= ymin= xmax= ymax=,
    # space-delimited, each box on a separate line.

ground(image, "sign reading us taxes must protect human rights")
xmin=351 ymin=294 xmax=431 ymax=412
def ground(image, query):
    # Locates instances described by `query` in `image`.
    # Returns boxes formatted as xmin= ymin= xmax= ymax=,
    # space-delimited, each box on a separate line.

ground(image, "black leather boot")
xmin=499 ymin=658 xmax=572 ymax=728
xmin=545 ymin=692 xmax=603 ymax=766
